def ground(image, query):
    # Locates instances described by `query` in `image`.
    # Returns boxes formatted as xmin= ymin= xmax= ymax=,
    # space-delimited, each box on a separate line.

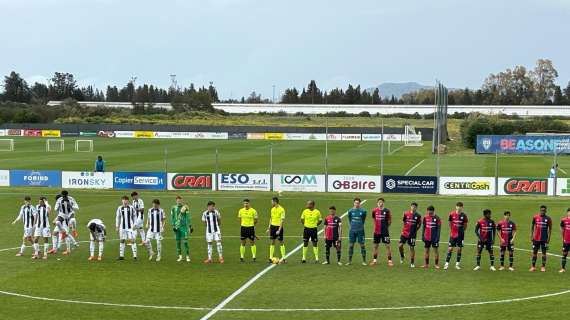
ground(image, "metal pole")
xmin=554 ymin=149 xmax=558 ymax=197
xmin=325 ymin=118 xmax=329 ymax=192
xmin=215 ymin=148 xmax=219 ymax=191
xmin=270 ymin=145 xmax=274 ymax=192
xmin=380 ymin=119 xmax=384 ymax=193
xmin=164 ymin=146 xmax=168 ymax=173
xmin=495 ymin=150 xmax=499 ymax=196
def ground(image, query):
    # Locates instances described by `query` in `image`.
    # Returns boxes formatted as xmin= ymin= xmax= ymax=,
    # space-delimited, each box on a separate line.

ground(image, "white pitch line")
xmin=199 ymin=200 xmax=367 ymax=320
xmin=405 ymin=159 xmax=425 ymax=176
xmin=559 ymin=168 xmax=568 ymax=175
xmin=389 ymin=144 xmax=405 ymax=155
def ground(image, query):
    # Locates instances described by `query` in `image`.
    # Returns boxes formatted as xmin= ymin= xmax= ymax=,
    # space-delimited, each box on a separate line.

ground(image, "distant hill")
xmin=367 ymin=82 xmax=432 ymax=98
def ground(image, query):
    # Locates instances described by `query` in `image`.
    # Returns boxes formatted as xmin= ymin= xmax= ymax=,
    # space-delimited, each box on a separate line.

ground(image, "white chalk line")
xmin=405 ymin=159 xmax=425 ymax=176
xmin=389 ymin=144 xmax=406 ymax=155
xmin=199 ymin=200 xmax=367 ymax=319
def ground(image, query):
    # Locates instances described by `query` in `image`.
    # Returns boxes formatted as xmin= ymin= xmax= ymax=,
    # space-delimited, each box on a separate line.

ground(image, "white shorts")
xmin=206 ymin=232 xmax=222 ymax=242
xmin=146 ymin=231 xmax=163 ymax=241
xmin=119 ymin=229 xmax=135 ymax=241
xmin=34 ymin=227 xmax=51 ymax=238
xmin=90 ymin=232 xmax=105 ymax=242
xmin=134 ymin=219 xmax=144 ymax=229
xmin=23 ymin=227 xmax=34 ymax=238
xmin=68 ymin=217 xmax=77 ymax=228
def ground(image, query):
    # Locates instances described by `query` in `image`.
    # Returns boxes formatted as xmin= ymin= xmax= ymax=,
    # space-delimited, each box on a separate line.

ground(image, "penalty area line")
xmin=199 ymin=200 xmax=367 ymax=320
xmin=405 ymin=159 xmax=425 ymax=176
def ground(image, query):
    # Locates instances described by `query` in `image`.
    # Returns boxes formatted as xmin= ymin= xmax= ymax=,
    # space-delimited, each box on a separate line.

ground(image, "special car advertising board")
xmin=0 ymin=170 xmax=9 ymax=187
xmin=439 ymin=177 xmax=495 ymax=196
xmin=382 ymin=175 xmax=437 ymax=194
xmin=273 ymin=174 xmax=326 ymax=192
xmin=327 ymin=175 xmax=380 ymax=193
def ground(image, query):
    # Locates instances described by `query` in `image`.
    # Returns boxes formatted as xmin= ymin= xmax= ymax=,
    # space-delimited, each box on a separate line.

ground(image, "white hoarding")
xmin=439 ymin=177 xmax=495 ymax=196
xmin=273 ymin=174 xmax=326 ymax=192
xmin=328 ymin=175 xmax=380 ymax=193
xmin=326 ymin=134 xmax=342 ymax=141
xmin=217 ymin=173 xmax=271 ymax=191
xmin=0 ymin=170 xmax=9 ymax=186
xmin=114 ymin=131 xmax=136 ymax=138
xmin=341 ymin=134 xmax=361 ymax=141
xmin=556 ymin=178 xmax=570 ymax=196
xmin=62 ymin=171 xmax=113 ymax=189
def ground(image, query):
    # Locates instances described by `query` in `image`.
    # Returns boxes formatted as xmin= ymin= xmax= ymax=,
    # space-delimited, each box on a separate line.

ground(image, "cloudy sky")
xmin=1 ymin=0 xmax=568 ymax=99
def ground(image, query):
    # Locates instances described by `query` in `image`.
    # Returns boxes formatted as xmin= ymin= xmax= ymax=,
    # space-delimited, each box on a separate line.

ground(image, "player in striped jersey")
xmin=497 ymin=211 xmax=517 ymax=271
xmin=474 ymin=209 xmax=497 ymax=271
xmin=32 ymin=197 xmax=51 ymax=259
xmin=87 ymin=218 xmax=106 ymax=261
xmin=202 ymin=201 xmax=224 ymax=264
xmin=116 ymin=196 xmax=138 ymax=260
xmin=12 ymin=196 xmax=36 ymax=257
xmin=53 ymin=191 xmax=79 ymax=254
xmin=131 ymin=192 xmax=146 ymax=245
xmin=530 ymin=205 xmax=552 ymax=272
xmin=146 ymin=199 xmax=165 ymax=262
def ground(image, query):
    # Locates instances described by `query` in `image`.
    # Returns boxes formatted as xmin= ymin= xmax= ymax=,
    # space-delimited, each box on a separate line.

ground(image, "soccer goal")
xmin=0 ymin=139 xmax=14 ymax=151
xmin=75 ymin=139 xmax=93 ymax=152
xmin=46 ymin=139 xmax=65 ymax=152
xmin=404 ymin=125 xmax=423 ymax=147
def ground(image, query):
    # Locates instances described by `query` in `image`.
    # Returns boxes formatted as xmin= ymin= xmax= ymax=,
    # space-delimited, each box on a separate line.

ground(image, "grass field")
xmin=0 ymin=136 xmax=567 ymax=177
xmin=0 ymin=188 xmax=569 ymax=320
xmin=1 ymin=137 xmax=569 ymax=320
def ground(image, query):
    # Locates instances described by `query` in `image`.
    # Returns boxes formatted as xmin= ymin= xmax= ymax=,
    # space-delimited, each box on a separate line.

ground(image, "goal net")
xmin=404 ymin=125 xmax=423 ymax=146
xmin=75 ymin=139 xmax=93 ymax=152
xmin=0 ymin=139 xmax=14 ymax=151
xmin=46 ymin=139 xmax=65 ymax=152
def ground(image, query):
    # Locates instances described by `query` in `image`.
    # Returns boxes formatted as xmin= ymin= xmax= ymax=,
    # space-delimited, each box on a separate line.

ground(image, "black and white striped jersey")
xmin=16 ymin=204 xmax=36 ymax=228
xmin=201 ymin=209 xmax=221 ymax=234
xmin=147 ymin=208 xmax=165 ymax=233
xmin=35 ymin=204 xmax=50 ymax=229
xmin=55 ymin=196 xmax=79 ymax=219
xmin=87 ymin=218 xmax=106 ymax=235
xmin=132 ymin=199 xmax=145 ymax=221
xmin=115 ymin=205 xmax=136 ymax=230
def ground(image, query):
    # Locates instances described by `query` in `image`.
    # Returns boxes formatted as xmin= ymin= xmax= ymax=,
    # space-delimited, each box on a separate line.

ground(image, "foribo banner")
xmin=10 ymin=170 xmax=62 ymax=188
xmin=113 ymin=172 xmax=166 ymax=190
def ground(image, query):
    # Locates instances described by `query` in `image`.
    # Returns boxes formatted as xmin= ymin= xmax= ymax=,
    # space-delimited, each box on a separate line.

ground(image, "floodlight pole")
xmin=380 ymin=118 xmax=385 ymax=193
xmin=270 ymin=145 xmax=274 ymax=192
xmin=164 ymin=146 xmax=168 ymax=174
xmin=494 ymin=150 xmax=499 ymax=196
xmin=325 ymin=118 xmax=329 ymax=192
xmin=215 ymin=148 xmax=219 ymax=191
xmin=554 ymin=149 xmax=558 ymax=197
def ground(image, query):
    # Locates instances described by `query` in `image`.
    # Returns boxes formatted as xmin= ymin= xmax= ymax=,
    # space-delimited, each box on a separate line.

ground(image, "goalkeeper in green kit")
xmin=171 ymin=195 xmax=192 ymax=262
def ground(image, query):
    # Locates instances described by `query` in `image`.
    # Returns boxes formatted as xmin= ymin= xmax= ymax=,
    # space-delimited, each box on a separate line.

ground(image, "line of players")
xmin=12 ymin=193 xmax=570 ymax=272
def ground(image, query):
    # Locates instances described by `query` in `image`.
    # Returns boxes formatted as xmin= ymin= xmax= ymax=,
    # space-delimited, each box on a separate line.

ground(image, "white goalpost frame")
xmin=75 ymin=139 xmax=94 ymax=152
xmin=46 ymin=139 xmax=65 ymax=152
xmin=404 ymin=125 xmax=423 ymax=147
xmin=0 ymin=138 xmax=14 ymax=151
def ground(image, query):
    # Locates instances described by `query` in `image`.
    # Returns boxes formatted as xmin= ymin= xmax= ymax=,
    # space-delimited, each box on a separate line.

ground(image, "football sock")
xmin=399 ymin=247 xmax=405 ymax=259
xmin=19 ymin=243 xmax=26 ymax=254
xmin=269 ymin=245 xmax=275 ymax=259
xmin=280 ymin=245 xmax=286 ymax=258
xmin=313 ymin=247 xmax=319 ymax=260
xmin=325 ymin=245 xmax=331 ymax=262
xmin=251 ymin=245 xmax=257 ymax=259
xmin=120 ymin=242 xmax=125 ymax=257
xmin=562 ymin=252 xmax=568 ymax=269
xmin=490 ymin=253 xmax=495 ymax=266
xmin=509 ymin=252 xmax=514 ymax=267
xmin=456 ymin=253 xmax=462 ymax=263
xmin=240 ymin=245 xmax=245 ymax=258
xmin=387 ymin=255 xmax=392 ymax=261
xmin=183 ymin=239 xmax=189 ymax=256
xmin=33 ymin=243 xmax=39 ymax=255
xmin=216 ymin=242 xmax=223 ymax=258
xmin=52 ymin=235 xmax=59 ymax=250
xmin=336 ymin=247 xmax=341 ymax=261
xmin=43 ymin=243 xmax=48 ymax=255
xmin=139 ymin=229 xmax=146 ymax=242
xmin=98 ymin=242 xmax=104 ymax=257
xmin=500 ymin=251 xmax=505 ymax=266
xmin=446 ymin=251 xmax=452 ymax=263
xmin=157 ymin=240 xmax=162 ymax=257
xmin=435 ymin=257 xmax=439 ymax=265
xmin=302 ymin=246 xmax=307 ymax=260
xmin=131 ymin=241 xmax=138 ymax=258
xmin=361 ymin=247 xmax=366 ymax=262
xmin=348 ymin=246 xmax=354 ymax=262
xmin=532 ymin=255 xmax=537 ymax=267
xmin=90 ymin=241 xmax=95 ymax=256
xmin=207 ymin=243 xmax=213 ymax=259
xmin=476 ymin=254 xmax=481 ymax=266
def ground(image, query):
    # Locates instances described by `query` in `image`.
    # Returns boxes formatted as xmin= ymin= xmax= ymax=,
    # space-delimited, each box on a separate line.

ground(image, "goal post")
xmin=46 ymin=139 xmax=65 ymax=152
xmin=0 ymin=139 xmax=14 ymax=151
xmin=404 ymin=125 xmax=423 ymax=146
xmin=75 ymin=139 xmax=94 ymax=152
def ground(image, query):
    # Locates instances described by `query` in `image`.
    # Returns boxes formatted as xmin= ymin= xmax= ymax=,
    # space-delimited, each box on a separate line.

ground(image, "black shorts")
xmin=477 ymin=240 xmax=493 ymax=251
xmin=564 ymin=243 xmax=570 ymax=252
xmin=448 ymin=237 xmax=464 ymax=248
xmin=424 ymin=240 xmax=439 ymax=248
xmin=373 ymin=234 xmax=390 ymax=244
xmin=399 ymin=236 xmax=416 ymax=247
xmin=532 ymin=241 xmax=548 ymax=251
xmin=269 ymin=225 xmax=284 ymax=241
xmin=303 ymin=227 xmax=318 ymax=242
xmin=500 ymin=244 xmax=514 ymax=252
xmin=240 ymin=226 xmax=255 ymax=241
xmin=325 ymin=239 xmax=341 ymax=248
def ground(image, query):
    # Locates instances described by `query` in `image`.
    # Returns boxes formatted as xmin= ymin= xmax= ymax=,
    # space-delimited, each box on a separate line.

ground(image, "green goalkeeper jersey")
xmin=171 ymin=204 xmax=190 ymax=230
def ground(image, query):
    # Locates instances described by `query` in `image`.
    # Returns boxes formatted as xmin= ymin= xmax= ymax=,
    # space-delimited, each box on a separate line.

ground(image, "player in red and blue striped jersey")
xmin=421 ymin=205 xmax=441 ymax=269
xmin=530 ymin=205 xmax=552 ymax=272
xmin=370 ymin=198 xmax=393 ymax=266
xmin=559 ymin=209 xmax=570 ymax=273
xmin=474 ymin=209 xmax=496 ymax=271
xmin=444 ymin=202 xmax=468 ymax=270
xmin=398 ymin=202 xmax=422 ymax=268
xmin=496 ymin=211 xmax=517 ymax=271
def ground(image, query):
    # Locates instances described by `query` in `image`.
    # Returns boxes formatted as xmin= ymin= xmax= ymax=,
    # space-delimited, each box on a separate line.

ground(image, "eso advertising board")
xmin=62 ymin=171 xmax=113 ymax=189
xmin=439 ymin=177 xmax=495 ymax=195
xmin=328 ymin=175 xmax=380 ymax=193
xmin=273 ymin=174 xmax=326 ymax=192
xmin=113 ymin=172 xmax=166 ymax=190
xmin=477 ymin=135 xmax=570 ymax=154
xmin=217 ymin=173 xmax=270 ymax=191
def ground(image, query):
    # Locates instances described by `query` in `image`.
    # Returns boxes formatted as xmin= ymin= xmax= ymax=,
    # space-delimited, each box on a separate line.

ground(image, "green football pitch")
xmin=0 ymin=188 xmax=569 ymax=320
xmin=0 ymin=136 xmax=567 ymax=177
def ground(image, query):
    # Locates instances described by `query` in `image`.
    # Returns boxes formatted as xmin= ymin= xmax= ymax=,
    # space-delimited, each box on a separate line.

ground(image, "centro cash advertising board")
xmin=113 ymin=172 xmax=166 ymax=190
xmin=327 ymin=175 xmax=381 ymax=193
xmin=61 ymin=171 xmax=113 ymax=189
xmin=273 ymin=174 xmax=326 ymax=192
xmin=439 ymin=177 xmax=495 ymax=196
xmin=217 ymin=173 xmax=270 ymax=191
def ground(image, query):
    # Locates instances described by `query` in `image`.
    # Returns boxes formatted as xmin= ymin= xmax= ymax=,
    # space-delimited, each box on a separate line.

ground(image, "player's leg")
xmin=312 ymin=239 xmax=319 ymax=262
xmin=216 ymin=239 xmax=224 ymax=262
xmin=89 ymin=232 xmax=96 ymax=260
xmin=384 ymin=238 xmax=393 ymax=266
xmin=41 ymin=236 xmax=49 ymax=258
xmin=499 ymin=246 xmax=506 ymax=268
xmin=488 ymin=244 xmax=496 ymax=270
xmin=335 ymin=240 xmax=342 ymax=263
xmin=302 ymin=228 xmax=309 ymax=263
xmin=279 ymin=238 xmax=286 ymax=260
xmin=269 ymin=237 xmax=275 ymax=261
xmin=139 ymin=227 xmax=146 ymax=245
xmin=32 ymin=235 xmax=40 ymax=258
xmin=456 ymin=244 xmax=463 ymax=266
xmin=475 ymin=243 xmax=483 ymax=267
xmin=324 ymin=240 xmax=331 ymax=264
xmin=561 ymin=245 xmax=568 ymax=272
xmin=445 ymin=241 xmax=454 ymax=265
xmin=541 ymin=243 xmax=547 ymax=267
xmin=398 ymin=239 xmax=405 ymax=263
xmin=347 ymin=234 xmax=356 ymax=264
xmin=175 ymin=230 xmax=183 ymax=261
xmin=239 ymin=238 xmax=246 ymax=262
xmin=146 ymin=232 xmax=154 ymax=259
xmin=531 ymin=241 xmax=539 ymax=269
xmin=409 ymin=240 xmax=416 ymax=267
xmin=206 ymin=240 xmax=213 ymax=262
xmin=508 ymin=246 xmax=514 ymax=269
xmin=423 ymin=244 xmax=430 ymax=267
xmin=433 ymin=245 xmax=440 ymax=268
xmin=371 ymin=235 xmax=379 ymax=264
xmin=119 ymin=236 xmax=126 ymax=260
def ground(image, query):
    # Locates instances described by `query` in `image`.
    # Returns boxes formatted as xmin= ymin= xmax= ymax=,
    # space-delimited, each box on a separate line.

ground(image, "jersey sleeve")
xmin=201 ymin=211 xmax=207 ymax=222
xmin=300 ymin=210 xmax=305 ymax=220
xmin=140 ymin=199 xmax=145 ymax=209
xmin=548 ymin=217 xmax=552 ymax=227
xmin=115 ymin=207 xmax=121 ymax=228
xmin=324 ymin=217 xmax=329 ymax=226
xmin=512 ymin=222 xmax=516 ymax=231
xmin=318 ymin=210 xmax=323 ymax=221
xmin=253 ymin=209 xmax=258 ymax=219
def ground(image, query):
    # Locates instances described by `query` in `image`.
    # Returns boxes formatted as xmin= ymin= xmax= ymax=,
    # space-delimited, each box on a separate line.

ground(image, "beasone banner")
xmin=383 ymin=175 xmax=437 ymax=194
xmin=328 ymin=175 xmax=380 ymax=193
xmin=62 ymin=171 xmax=113 ymax=189
xmin=168 ymin=173 xmax=214 ymax=190
xmin=218 ymin=173 xmax=270 ymax=191
xmin=477 ymin=135 xmax=570 ymax=154
xmin=0 ymin=170 xmax=9 ymax=186
xmin=10 ymin=170 xmax=61 ymax=188
xmin=439 ymin=177 xmax=495 ymax=196
xmin=273 ymin=174 xmax=326 ymax=192
xmin=498 ymin=177 xmax=553 ymax=195
xmin=113 ymin=172 xmax=166 ymax=190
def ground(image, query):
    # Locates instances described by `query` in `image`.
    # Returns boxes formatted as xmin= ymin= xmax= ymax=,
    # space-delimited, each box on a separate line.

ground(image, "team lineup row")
xmin=11 ymin=192 xmax=570 ymax=272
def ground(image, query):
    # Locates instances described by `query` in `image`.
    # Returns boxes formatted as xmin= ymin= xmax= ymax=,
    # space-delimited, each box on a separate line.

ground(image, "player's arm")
xmin=317 ymin=211 xmax=323 ymax=226
xmin=71 ymin=197 xmax=79 ymax=211
xmin=202 ymin=212 xmax=207 ymax=225
xmin=12 ymin=207 xmax=23 ymax=224
xmin=421 ymin=218 xmax=426 ymax=241
xmin=491 ymin=222 xmax=497 ymax=244
xmin=511 ymin=224 xmax=517 ymax=244
xmin=160 ymin=210 xmax=166 ymax=230
xmin=530 ymin=218 xmax=535 ymax=242
xmin=253 ymin=209 xmax=258 ymax=225
xmin=300 ymin=211 xmax=305 ymax=225
xmin=464 ymin=216 xmax=468 ymax=232
xmin=115 ymin=207 xmax=120 ymax=231
xmin=434 ymin=218 xmax=441 ymax=242
xmin=217 ymin=211 xmax=221 ymax=227
xmin=387 ymin=210 xmax=391 ymax=226
xmin=277 ymin=211 xmax=284 ymax=234
xmin=561 ymin=221 xmax=565 ymax=239
xmin=416 ymin=215 xmax=422 ymax=232
xmin=547 ymin=218 xmax=552 ymax=243
xmin=448 ymin=213 xmax=453 ymax=229
xmin=171 ymin=208 xmax=178 ymax=230
xmin=474 ymin=222 xmax=481 ymax=240
xmin=338 ymin=220 xmax=343 ymax=243
xmin=361 ymin=210 xmax=366 ymax=224
xmin=497 ymin=225 xmax=504 ymax=244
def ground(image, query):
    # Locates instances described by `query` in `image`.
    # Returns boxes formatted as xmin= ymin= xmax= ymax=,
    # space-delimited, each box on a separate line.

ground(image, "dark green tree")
xmin=3 ymin=71 xmax=30 ymax=102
